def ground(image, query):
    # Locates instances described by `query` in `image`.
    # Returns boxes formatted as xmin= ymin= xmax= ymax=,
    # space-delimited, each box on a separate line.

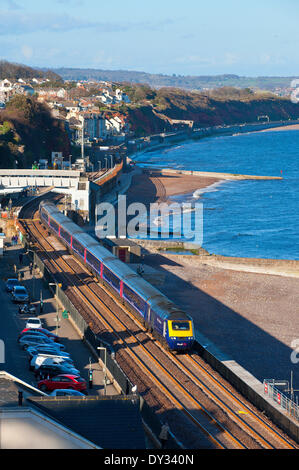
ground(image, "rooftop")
xmin=29 ymin=395 xmax=146 ymax=449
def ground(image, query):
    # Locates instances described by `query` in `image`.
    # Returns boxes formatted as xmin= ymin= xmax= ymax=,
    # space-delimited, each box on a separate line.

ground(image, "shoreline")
xmin=125 ymin=169 xmax=291 ymax=262
xmin=258 ymin=123 xmax=299 ymax=132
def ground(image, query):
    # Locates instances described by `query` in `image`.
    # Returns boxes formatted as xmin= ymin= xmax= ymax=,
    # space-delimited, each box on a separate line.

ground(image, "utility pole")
xmin=81 ymin=116 xmax=85 ymax=162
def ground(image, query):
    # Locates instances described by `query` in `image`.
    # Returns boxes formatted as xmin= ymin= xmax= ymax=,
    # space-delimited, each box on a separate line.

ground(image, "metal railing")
xmin=263 ymin=380 xmax=299 ymax=422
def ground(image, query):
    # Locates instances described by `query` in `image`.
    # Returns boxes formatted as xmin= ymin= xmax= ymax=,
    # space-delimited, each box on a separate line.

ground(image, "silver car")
xmin=31 ymin=354 xmax=75 ymax=372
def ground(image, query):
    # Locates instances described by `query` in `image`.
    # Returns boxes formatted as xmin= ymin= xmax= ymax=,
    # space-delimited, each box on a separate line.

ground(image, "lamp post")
xmin=81 ymin=116 xmax=85 ymax=160
xmin=26 ymin=249 xmax=36 ymax=301
xmin=97 ymin=346 xmax=107 ymax=395
xmin=49 ymin=282 xmax=62 ymax=335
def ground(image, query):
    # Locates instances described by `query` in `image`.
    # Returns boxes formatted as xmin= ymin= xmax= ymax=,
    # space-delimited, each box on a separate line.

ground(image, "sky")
xmin=1 ymin=0 xmax=299 ymax=76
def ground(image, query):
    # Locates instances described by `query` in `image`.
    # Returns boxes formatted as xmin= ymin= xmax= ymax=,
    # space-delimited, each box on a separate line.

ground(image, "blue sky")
xmin=1 ymin=0 xmax=299 ymax=76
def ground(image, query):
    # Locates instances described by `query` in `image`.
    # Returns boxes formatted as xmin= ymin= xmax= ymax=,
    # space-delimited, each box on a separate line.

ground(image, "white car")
xmin=30 ymin=354 xmax=74 ymax=371
xmin=26 ymin=318 xmax=42 ymax=329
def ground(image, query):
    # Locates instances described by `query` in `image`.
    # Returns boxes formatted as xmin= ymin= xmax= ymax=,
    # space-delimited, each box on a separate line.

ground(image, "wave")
xmin=193 ymin=180 xmax=229 ymax=198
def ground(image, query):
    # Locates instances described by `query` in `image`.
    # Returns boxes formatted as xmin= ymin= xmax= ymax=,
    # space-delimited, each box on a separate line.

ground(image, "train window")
xmin=49 ymin=218 xmax=59 ymax=233
xmin=60 ymin=227 xmax=71 ymax=245
xmin=172 ymin=321 xmax=190 ymax=331
xmin=72 ymin=238 xmax=85 ymax=258
xmin=86 ymin=250 xmax=101 ymax=274
xmin=123 ymin=284 xmax=147 ymax=316
xmin=102 ymin=265 xmax=120 ymax=291
xmin=40 ymin=209 xmax=47 ymax=223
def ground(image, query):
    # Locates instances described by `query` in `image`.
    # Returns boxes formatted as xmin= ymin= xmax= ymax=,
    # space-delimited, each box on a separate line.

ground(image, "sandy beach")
xmin=125 ymin=170 xmax=221 ymax=206
xmin=259 ymin=123 xmax=299 ymax=132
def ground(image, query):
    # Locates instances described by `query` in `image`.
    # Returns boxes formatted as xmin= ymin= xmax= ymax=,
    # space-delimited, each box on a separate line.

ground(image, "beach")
xmin=125 ymin=167 xmax=282 ymax=207
xmin=125 ymin=170 xmax=222 ymax=206
xmin=259 ymin=123 xmax=299 ymax=132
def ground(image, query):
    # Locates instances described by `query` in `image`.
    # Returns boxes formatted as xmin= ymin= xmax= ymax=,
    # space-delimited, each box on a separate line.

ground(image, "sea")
xmin=133 ymin=130 xmax=299 ymax=260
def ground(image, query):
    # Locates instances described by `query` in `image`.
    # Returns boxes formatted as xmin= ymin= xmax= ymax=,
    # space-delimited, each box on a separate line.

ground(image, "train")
xmin=39 ymin=201 xmax=195 ymax=352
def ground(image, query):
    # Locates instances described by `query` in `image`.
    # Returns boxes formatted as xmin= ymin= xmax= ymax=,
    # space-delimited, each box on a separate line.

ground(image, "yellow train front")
xmin=166 ymin=315 xmax=195 ymax=351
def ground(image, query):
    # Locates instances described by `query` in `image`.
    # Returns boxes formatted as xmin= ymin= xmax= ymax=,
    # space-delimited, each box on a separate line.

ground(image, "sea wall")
xmin=195 ymin=338 xmax=299 ymax=443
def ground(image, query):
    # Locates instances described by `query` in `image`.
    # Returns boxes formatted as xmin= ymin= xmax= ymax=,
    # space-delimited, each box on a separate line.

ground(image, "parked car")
xmin=5 ymin=278 xmax=21 ymax=293
xmin=25 ymin=318 xmax=42 ymax=329
xmin=18 ymin=330 xmax=53 ymax=342
xmin=19 ymin=335 xmax=64 ymax=350
xmin=49 ymin=389 xmax=85 ymax=397
xmin=19 ymin=335 xmax=53 ymax=348
xmin=30 ymin=354 xmax=74 ymax=372
xmin=35 ymin=363 xmax=80 ymax=379
xmin=37 ymin=375 xmax=87 ymax=394
xmin=20 ymin=327 xmax=59 ymax=342
xmin=11 ymin=286 xmax=29 ymax=303
xmin=18 ymin=304 xmax=36 ymax=315
xmin=26 ymin=345 xmax=70 ymax=362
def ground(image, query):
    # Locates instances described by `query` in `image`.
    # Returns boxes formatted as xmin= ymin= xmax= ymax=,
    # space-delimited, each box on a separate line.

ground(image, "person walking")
xmin=29 ymin=262 xmax=33 ymax=276
xmin=159 ymin=422 xmax=170 ymax=449
xmin=40 ymin=299 xmax=44 ymax=314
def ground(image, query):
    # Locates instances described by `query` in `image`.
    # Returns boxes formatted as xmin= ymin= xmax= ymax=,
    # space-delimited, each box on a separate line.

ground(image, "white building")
xmin=0 ymin=79 xmax=13 ymax=101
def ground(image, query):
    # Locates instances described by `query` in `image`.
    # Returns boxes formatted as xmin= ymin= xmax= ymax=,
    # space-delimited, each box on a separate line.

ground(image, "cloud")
xmin=5 ymin=0 xmax=22 ymax=9
xmin=0 ymin=10 xmax=173 ymax=36
xmin=174 ymin=55 xmax=217 ymax=66
xmin=55 ymin=0 xmax=84 ymax=4
xmin=224 ymin=53 xmax=239 ymax=66
xmin=21 ymin=45 xmax=33 ymax=59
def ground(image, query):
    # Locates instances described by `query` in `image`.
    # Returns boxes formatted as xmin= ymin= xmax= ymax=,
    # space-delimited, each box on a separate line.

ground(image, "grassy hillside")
xmin=0 ymin=61 xmax=62 ymax=82
xmin=0 ymin=95 xmax=70 ymax=168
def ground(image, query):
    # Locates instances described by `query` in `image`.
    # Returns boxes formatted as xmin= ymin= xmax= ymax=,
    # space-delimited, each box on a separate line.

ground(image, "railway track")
xmin=18 ymin=198 xmax=298 ymax=449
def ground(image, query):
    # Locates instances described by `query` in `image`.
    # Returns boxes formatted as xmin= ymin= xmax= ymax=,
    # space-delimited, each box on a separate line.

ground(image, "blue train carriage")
xmin=39 ymin=202 xmax=194 ymax=352
xmin=120 ymin=273 xmax=163 ymax=324
xmin=147 ymin=298 xmax=195 ymax=351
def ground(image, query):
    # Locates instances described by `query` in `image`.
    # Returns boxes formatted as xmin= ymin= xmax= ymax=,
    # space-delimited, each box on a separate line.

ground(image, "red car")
xmin=19 ymin=328 xmax=59 ymax=342
xmin=37 ymin=374 xmax=87 ymax=394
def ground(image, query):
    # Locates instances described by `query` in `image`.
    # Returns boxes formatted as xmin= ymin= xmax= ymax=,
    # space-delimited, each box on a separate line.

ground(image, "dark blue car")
xmin=6 ymin=278 xmax=21 ymax=293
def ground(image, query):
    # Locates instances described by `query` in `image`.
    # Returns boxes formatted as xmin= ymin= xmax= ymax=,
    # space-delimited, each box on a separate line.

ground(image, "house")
xmin=82 ymin=111 xmax=108 ymax=140
xmin=0 ymin=79 xmax=14 ymax=101
xmin=15 ymin=84 xmax=35 ymax=96
xmin=64 ymin=101 xmax=81 ymax=113
xmin=114 ymin=88 xmax=130 ymax=103
xmin=57 ymin=88 xmax=67 ymax=99
xmin=98 ymin=90 xmax=114 ymax=105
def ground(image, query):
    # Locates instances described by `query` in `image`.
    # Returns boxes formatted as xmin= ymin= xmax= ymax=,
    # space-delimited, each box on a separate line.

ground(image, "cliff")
xmin=124 ymin=87 xmax=299 ymax=135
